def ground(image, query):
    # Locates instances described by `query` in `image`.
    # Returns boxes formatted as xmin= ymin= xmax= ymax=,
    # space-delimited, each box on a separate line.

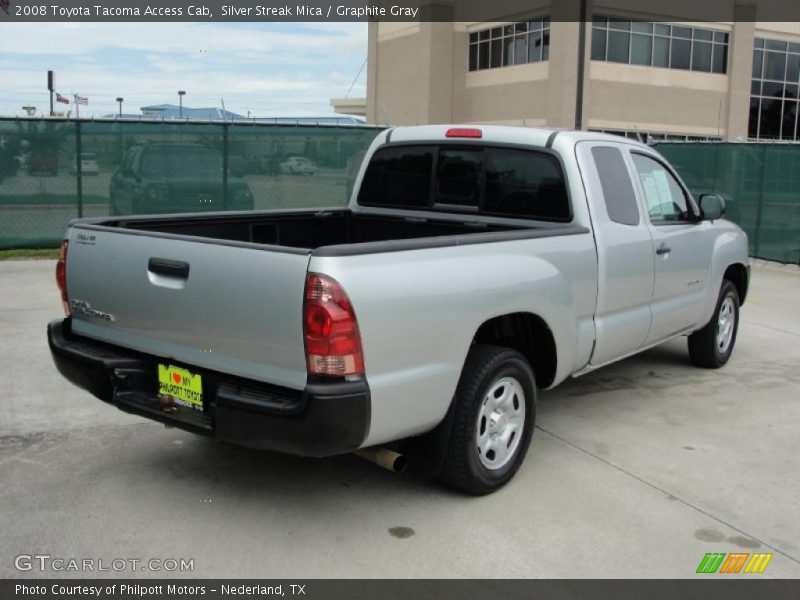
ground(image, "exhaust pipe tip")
xmin=390 ymin=453 xmax=407 ymax=473
xmin=354 ymin=448 xmax=407 ymax=473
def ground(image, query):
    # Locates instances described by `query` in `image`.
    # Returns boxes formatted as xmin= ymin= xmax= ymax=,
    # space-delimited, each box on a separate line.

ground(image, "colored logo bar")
xmin=696 ymin=552 xmax=773 ymax=574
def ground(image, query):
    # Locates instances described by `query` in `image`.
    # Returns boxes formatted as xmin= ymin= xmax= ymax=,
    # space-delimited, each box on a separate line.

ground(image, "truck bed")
xmin=101 ymin=210 xmax=528 ymax=252
xmin=63 ymin=208 xmax=587 ymax=392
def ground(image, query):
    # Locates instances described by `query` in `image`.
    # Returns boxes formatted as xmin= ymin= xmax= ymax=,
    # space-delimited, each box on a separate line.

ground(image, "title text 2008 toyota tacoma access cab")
xmin=48 ymin=126 xmax=749 ymax=494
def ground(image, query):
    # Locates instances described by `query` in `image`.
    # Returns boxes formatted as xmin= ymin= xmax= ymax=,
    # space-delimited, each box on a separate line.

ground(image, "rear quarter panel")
xmin=311 ymin=233 xmax=597 ymax=446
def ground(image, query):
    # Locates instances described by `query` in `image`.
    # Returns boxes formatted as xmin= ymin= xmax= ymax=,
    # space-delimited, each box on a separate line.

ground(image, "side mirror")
xmin=700 ymin=194 xmax=726 ymax=221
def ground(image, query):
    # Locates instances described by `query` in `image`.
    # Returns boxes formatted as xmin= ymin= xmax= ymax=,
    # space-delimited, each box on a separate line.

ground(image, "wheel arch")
xmin=473 ymin=312 xmax=557 ymax=389
xmin=723 ymin=263 xmax=749 ymax=306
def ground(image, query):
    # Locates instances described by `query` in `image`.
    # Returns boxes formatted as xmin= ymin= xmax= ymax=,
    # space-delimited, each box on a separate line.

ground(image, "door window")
xmin=631 ymin=153 xmax=692 ymax=223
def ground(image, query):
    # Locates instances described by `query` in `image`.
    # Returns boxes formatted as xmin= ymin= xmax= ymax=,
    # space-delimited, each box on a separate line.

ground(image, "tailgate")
xmin=65 ymin=225 xmax=310 ymax=389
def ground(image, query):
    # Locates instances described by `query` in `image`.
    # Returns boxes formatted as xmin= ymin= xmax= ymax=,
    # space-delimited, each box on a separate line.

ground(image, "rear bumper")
xmin=47 ymin=319 xmax=370 ymax=457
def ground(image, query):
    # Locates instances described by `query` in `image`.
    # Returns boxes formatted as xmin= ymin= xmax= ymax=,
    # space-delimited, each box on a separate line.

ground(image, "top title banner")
xmin=2 ymin=0 xmax=800 ymax=22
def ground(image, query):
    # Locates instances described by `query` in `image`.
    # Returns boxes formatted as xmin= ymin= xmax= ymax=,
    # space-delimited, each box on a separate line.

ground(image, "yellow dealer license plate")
xmin=158 ymin=364 xmax=203 ymax=411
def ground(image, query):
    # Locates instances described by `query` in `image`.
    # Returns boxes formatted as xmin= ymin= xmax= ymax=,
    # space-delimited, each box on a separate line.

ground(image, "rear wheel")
xmin=688 ymin=279 xmax=740 ymax=368
xmin=439 ymin=345 xmax=536 ymax=495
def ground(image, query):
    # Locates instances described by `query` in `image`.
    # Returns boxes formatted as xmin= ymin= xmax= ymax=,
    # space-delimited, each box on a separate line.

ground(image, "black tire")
xmin=439 ymin=344 xmax=536 ymax=495
xmin=688 ymin=279 xmax=740 ymax=368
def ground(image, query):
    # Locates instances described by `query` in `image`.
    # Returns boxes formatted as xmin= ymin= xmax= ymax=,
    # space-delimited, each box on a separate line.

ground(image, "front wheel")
xmin=688 ymin=279 xmax=740 ymax=368
xmin=439 ymin=345 xmax=536 ymax=495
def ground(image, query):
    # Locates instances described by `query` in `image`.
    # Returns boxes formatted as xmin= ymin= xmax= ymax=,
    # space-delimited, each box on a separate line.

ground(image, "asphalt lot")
xmin=1 ymin=260 xmax=798 ymax=578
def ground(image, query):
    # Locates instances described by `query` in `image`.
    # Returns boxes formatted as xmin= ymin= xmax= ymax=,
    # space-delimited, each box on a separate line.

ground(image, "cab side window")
xmin=591 ymin=146 xmax=640 ymax=226
xmin=631 ymin=153 xmax=692 ymax=223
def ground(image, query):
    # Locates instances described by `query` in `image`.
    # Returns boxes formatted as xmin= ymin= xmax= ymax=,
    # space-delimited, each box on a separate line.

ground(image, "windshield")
xmin=140 ymin=147 xmax=222 ymax=177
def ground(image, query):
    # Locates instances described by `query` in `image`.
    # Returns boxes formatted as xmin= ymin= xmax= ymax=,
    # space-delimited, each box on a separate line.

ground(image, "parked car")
xmin=27 ymin=153 xmax=58 ymax=176
xmin=255 ymin=155 xmax=281 ymax=176
xmin=0 ymin=152 xmax=21 ymax=178
xmin=229 ymin=154 xmax=280 ymax=177
xmin=48 ymin=126 xmax=749 ymax=494
xmin=228 ymin=155 xmax=259 ymax=177
xmin=108 ymin=142 xmax=254 ymax=215
xmin=68 ymin=152 xmax=100 ymax=176
xmin=279 ymin=156 xmax=316 ymax=175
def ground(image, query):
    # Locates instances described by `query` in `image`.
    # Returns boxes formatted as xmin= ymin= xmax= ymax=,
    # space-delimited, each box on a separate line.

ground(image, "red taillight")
xmin=445 ymin=127 xmax=482 ymax=138
xmin=55 ymin=240 xmax=70 ymax=316
xmin=303 ymin=273 xmax=364 ymax=377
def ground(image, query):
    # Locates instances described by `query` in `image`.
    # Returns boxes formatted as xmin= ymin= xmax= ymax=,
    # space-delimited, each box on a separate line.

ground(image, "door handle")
xmin=656 ymin=244 xmax=672 ymax=256
xmin=148 ymin=257 xmax=190 ymax=279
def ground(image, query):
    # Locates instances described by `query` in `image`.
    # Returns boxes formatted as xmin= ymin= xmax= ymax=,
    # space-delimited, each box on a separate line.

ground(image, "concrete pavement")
xmin=1 ymin=260 xmax=798 ymax=578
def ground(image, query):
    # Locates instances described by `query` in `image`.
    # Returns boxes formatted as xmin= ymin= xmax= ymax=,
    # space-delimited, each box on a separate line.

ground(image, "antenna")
xmin=380 ymin=103 xmax=390 ymax=127
xmin=345 ymin=57 xmax=367 ymax=99
xmin=632 ymin=124 xmax=645 ymax=144
xmin=220 ymin=98 xmax=226 ymax=121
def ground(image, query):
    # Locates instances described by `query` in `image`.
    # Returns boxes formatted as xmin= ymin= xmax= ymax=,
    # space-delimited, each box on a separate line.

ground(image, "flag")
xmin=74 ymin=95 xmax=88 ymax=106
xmin=56 ymin=93 xmax=70 ymax=104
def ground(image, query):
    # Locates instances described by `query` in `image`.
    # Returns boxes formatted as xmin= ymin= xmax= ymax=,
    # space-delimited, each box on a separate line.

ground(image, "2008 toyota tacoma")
xmin=48 ymin=126 xmax=749 ymax=494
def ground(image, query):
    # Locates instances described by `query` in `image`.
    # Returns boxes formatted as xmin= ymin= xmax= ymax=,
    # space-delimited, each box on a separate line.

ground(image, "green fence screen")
xmin=656 ymin=142 xmax=800 ymax=264
xmin=0 ymin=118 xmax=383 ymax=249
xmin=1 ymin=121 xmax=798 ymax=264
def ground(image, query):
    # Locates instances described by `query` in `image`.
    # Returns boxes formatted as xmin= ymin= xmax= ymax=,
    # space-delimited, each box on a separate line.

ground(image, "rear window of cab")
xmin=358 ymin=144 xmax=571 ymax=221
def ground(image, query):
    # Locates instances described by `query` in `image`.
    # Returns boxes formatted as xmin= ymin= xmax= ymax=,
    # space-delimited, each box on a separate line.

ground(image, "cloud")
xmin=0 ymin=23 xmax=368 ymax=117
xmin=0 ymin=22 xmax=366 ymax=57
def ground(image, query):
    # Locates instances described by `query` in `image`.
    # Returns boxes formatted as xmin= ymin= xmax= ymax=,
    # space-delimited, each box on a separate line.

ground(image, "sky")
xmin=0 ymin=22 xmax=368 ymax=118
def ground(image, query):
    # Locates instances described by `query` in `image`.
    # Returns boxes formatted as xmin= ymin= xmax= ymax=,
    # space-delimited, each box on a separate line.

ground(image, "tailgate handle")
xmin=148 ymin=258 xmax=190 ymax=279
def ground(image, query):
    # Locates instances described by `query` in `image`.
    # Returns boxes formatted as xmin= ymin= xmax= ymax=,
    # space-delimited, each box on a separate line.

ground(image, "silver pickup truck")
xmin=48 ymin=125 xmax=749 ymax=494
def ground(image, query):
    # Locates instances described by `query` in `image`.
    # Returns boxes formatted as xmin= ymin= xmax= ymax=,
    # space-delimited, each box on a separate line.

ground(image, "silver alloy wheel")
xmin=716 ymin=295 xmax=736 ymax=354
xmin=476 ymin=376 xmax=526 ymax=470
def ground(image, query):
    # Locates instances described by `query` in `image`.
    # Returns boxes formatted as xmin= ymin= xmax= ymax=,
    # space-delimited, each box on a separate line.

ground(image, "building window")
xmin=749 ymin=38 xmax=800 ymax=140
xmin=591 ymin=17 xmax=728 ymax=74
xmin=468 ymin=18 xmax=550 ymax=72
xmin=589 ymin=129 xmax=723 ymax=144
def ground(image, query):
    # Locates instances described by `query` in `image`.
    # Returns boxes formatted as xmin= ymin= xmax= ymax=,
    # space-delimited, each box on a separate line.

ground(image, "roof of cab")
xmin=381 ymin=124 xmax=651 ymax=151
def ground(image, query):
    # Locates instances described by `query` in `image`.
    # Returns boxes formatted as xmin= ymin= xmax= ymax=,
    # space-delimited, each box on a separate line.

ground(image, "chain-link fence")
xmin=0 ymin=117 xmax=383 ymax=249
xmin=656 ymin=142 xmax=800 ymax=264
xmin=2 ymin=122 xmax=798 ymax=263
